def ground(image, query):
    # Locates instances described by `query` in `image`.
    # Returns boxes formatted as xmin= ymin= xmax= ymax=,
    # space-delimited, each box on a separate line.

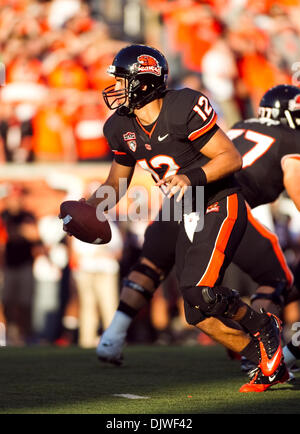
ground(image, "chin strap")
xmin=117 ymin=106 xmax=133 ymax=116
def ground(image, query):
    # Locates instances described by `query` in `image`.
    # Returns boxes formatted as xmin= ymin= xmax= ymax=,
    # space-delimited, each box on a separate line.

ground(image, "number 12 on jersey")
xmin=138 ymin=156 xmax=180 ymax=194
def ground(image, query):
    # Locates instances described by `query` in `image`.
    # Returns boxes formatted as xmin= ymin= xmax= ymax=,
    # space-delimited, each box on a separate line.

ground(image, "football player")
xmin=97 ymin=82 xmax=300 ymax=390
xmin=97 ymin=84 xmax=300 ymax=388
xmin=62 ymin=45 xmax=285 ymax=392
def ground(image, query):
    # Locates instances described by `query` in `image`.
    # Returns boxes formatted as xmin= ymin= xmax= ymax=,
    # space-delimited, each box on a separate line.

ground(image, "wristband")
xmin=184 ymin=167 xmax=207 ymax=186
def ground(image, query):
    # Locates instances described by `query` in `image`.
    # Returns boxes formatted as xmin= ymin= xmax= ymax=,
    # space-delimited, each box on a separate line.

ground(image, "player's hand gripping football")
xmin=156 ymin=174 xmax=191 ymax=202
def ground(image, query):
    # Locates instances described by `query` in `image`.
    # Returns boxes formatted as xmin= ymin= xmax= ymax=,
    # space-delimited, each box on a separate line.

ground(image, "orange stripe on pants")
xmin=197 ymin=194 xmax=239 ymax=287
xmin=246 ymin=205 xmax=294 ymax=287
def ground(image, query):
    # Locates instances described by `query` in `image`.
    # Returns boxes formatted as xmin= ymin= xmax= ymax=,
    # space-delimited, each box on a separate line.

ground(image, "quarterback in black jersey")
xmin=60 ymin=44 xmax=286 ymax=392
xmin=95 ymin=81 xmax=300 ymax=390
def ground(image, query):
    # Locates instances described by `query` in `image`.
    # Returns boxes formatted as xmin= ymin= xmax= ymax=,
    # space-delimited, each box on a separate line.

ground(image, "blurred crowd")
xmin=1 ymin=0 xmax=300 ymax=163
xmin=0 ymin=0 xmax=125 ymax=163
xmin=0 ymin=0 xmax=300 ymax=348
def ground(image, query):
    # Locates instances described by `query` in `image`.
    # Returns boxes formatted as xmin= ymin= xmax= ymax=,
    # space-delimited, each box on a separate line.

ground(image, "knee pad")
xmin=123 ymin=261 xmax=165 ymax=302
xmin=130 ymin=261 xmax=164 ymax=288
xmin=184 ymin=300 xmax=207 ymax=325
xmin=250 ymin=280 xmax=288 ymax=308
xmin=182 ymin=285 xmax=241 ymax=319
xmin=122 ymin=278 xmax=154 ymax=301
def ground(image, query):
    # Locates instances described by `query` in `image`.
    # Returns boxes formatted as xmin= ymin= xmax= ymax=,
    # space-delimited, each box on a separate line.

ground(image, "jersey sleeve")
xmin=103 ymin=116 xmax=136 ymax=167
xmin=186 ymin=91 xmax=219 ymax=151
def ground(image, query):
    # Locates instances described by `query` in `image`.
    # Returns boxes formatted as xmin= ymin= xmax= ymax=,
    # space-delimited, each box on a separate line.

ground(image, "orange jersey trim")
xmin=135 ymin=117 xmax=157 ymax=138
xmin=197 ymin=194 xmax=238 ymax=287
xmin=112 ymin=150 xmax=127 ymax=155
xmin=188 ymin=111 xmax=217 ymax=141
xmin=246 ymin=204 xmax=294 ymax=287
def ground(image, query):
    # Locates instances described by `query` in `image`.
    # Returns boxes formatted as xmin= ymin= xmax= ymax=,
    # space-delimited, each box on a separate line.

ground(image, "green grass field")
xmin=0 ymin=344 xmax=299 ymax=414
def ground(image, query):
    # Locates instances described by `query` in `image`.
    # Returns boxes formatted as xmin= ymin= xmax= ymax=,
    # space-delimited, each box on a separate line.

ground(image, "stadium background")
xmin=0 ymin=0 xmax=300 ymax=349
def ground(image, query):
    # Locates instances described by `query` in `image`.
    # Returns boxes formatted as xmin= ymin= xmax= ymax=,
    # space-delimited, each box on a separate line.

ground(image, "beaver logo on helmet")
xmin=137 ymin=55 xmax=161 ymax=76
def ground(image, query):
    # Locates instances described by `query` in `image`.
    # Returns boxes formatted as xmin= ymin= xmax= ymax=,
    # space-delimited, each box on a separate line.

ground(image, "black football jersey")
xmin=103 ymin=88 xmax=238 ymax=206
xmin=228 ymin=118 xmax=300 ymax=208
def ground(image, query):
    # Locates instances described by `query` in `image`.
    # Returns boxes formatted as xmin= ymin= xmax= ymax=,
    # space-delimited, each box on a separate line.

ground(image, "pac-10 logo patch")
xmin=206 ymin=202 xmax=220 ymax=214
xmin=123 ymin=131 xmax=137 ymax=152
xmin=137 ymin=55 xmax=161 ymax=76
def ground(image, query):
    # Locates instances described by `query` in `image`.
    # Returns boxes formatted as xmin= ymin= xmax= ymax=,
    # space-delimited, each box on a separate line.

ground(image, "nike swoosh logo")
xmin=268 ymin=374 xmax=276 ymax=382
xmin=158 ymin=134 xmax=169 ymax=141
xmin=259 ymin=341 xmax=282 ymax=376
xmin=266 ymin=348 xmax=282 ymax=373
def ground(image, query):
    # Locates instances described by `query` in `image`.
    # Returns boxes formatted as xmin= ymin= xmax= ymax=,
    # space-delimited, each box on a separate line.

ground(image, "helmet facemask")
xmin=102 ymin=82 xmax=129 ymax=111
xmin=103 ymin=73 xmax=164 ymax=115
xmin=102 ymin=65 xmax=130 ymax=112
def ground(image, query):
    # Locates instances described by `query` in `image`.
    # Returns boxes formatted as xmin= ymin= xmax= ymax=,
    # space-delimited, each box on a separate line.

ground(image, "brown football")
xmin=60 ymin=200 xmax=112 ymax=244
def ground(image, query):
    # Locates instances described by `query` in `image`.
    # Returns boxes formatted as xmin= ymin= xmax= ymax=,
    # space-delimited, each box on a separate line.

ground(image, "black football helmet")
xmin=258 ymin=84 xmax=300 ymax=129
xmin=102 ymin=44 xmax=168 ymax=115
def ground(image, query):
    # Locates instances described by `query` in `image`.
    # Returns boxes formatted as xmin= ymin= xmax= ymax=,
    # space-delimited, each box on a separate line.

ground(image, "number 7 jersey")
xmin=103 ymin=87 xmax=239 ymax=206
xmin=228 ymin=118 xmax=300 ymax=208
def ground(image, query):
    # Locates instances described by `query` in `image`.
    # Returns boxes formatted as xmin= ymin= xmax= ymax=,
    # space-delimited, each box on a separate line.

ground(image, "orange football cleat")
xmin=254 ymin=312 xmax=283 ymax=376
xmin=240 ymin=362 xmax=289 ymax=393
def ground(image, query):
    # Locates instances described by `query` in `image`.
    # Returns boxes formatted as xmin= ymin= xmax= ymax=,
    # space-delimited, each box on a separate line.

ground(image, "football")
xmin=60 ymin=200 xmax=112 ymax=245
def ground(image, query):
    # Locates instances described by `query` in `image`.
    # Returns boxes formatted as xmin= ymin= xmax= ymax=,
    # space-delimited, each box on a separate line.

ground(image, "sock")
xmin=283 ymin=341 xmax=300 ymax=367
xmin=240 ymin=338 xmax=260 ymax=365
xmin=104 ymin=310 xmax=134 ymax=340
xmin=237 ymin=305 xmax=270 ymax=336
